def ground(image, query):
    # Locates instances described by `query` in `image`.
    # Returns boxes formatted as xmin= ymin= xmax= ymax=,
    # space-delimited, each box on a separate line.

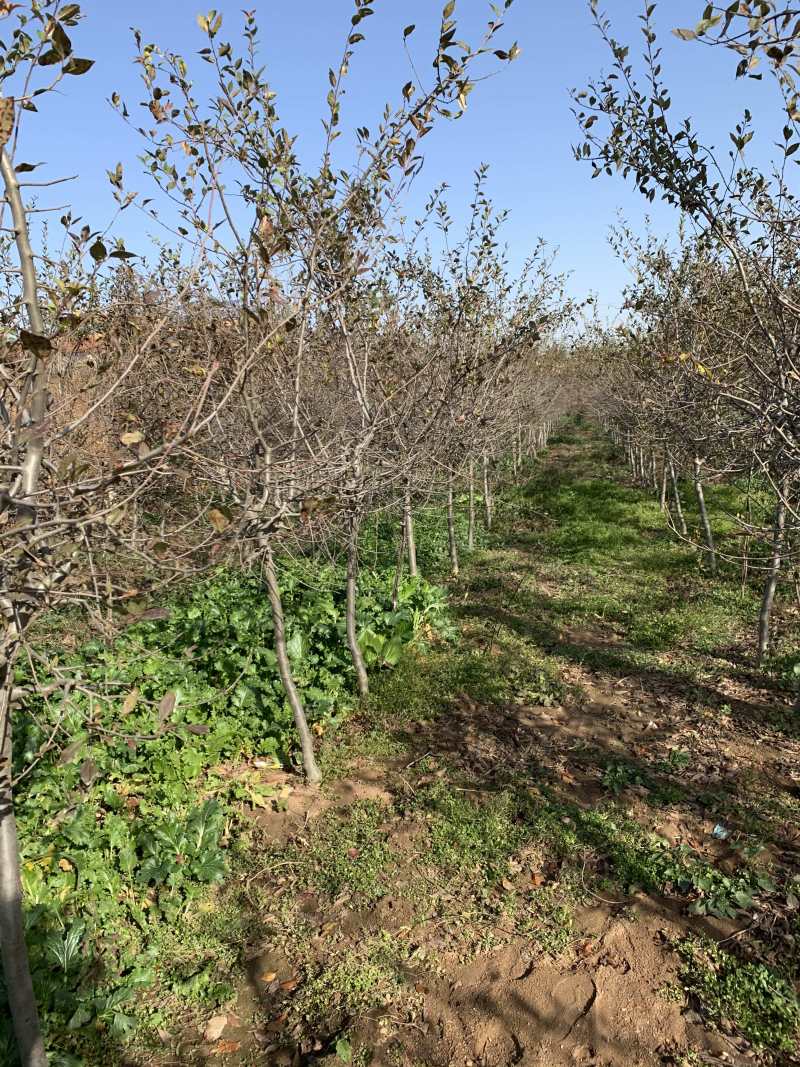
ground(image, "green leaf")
xmin=336 ymin=1038 xmax=352 ymax=1064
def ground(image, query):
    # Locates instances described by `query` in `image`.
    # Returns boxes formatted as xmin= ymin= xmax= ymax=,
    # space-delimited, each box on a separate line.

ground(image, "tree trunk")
xmin=447 ymin=477 xmax=459 ymax=578
xmin=482 ymin=452 xmax=493 ymax=531
xmin=757 ymin=491 xmax=788 ymax=664
xmin=467 ymin=458 xmax=476 ymax=551
xmin=1 ymin=673 xmax=48 ymax=1067
xmin=263 ymin=547 xmax=321 ymax=784
xmin=403 ymin=485 xmax=418 ymax=579
xmin=693 ymin=457 xmax=717 ymax=575
xmin=0 ymin=146 xmax=49 ymax=1067
xmin=659 ymin=455 xmax=668 ymax=511
xmin=346 ymin=513 xmax=369 ymax=698
xmin=391 ymin=516 xmax=407 ymax=612
xmin=667 ymin=455 xmax=688 ymax=538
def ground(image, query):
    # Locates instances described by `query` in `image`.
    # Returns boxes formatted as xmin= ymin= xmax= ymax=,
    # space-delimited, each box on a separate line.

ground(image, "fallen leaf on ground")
xmin=203 ymin=1015 xmax=228 ymax=1042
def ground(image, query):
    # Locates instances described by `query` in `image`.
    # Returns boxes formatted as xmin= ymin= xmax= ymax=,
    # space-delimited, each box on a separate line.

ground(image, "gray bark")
xmin=467 ymin=458 xmax=475 ymax=551
xmin=482 ymin=452 xmax=493 ymax=531
xmin=757 ymin=491 xmax=788 ymax=664
xmin=346 ymin=514 xmax=369 ymax=698
xmin=667 ymin=455 xmax=688 ymax=538
xmin=1 ymin=677 xmax=47 ymax=1067
xmin=447 ymin=477 xmax=459 ymax=578
xmin=263 ymin=547 xmax=321 ymax=784
xmin=0 ymin=145 xmax=49 ymax=1067
xmin=693 ymin=457 xmax=717 ymax=575
xmin=391 ymin=516 xmax=407 ymax=612
xmin=403 ymin=486 xmax=418 ymax=578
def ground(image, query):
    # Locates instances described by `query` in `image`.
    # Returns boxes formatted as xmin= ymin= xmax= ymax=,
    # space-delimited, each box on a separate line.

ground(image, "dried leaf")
xmin=216 ymin=1042 xmax=241 ymax=1054
xmin=208 ymin=507 xmax=231 ymax=532
xmin=202 ymin=1014 xmax=228 ymax=1042
xmin=260 ymin=971 xmax=277 ymax=983
xmin=120 ymin=430 xmax=144 ymax=447
xmin=120 ymin=689 xmax=139 ymax=716
xmin=58 ymin=857 xmax=74 ymax=872
xmin=79 ymin=758 xmax=99 ymax=787
xmin=157 ymin=691 xmax=176 ymax=731
xmin=279 ymin=977 xmax=298 ymax=992
xmin=58 ymin=739 xmax=83 ymax=765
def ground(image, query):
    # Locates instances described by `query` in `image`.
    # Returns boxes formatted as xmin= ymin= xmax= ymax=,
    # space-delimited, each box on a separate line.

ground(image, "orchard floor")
xmin=131 ymin=432 xmax=800 ymax=1067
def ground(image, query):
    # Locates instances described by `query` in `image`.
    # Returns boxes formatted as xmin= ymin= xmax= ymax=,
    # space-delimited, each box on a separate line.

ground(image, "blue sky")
xmin=15 ymin=1 xmax=786 ymax=318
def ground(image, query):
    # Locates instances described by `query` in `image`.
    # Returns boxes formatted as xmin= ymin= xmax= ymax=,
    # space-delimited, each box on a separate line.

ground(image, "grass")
xmin=678 ymin=938 xmax=800 ymax=1052
xmin=13 ymin=421 xmax=800 ymax=1065
xmin=294 ymin=799 xmax=395 ymax=903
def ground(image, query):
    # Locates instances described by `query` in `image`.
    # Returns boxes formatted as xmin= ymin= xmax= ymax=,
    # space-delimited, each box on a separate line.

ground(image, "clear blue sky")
xmin=17 ymin=1 xmax=785 ymax=318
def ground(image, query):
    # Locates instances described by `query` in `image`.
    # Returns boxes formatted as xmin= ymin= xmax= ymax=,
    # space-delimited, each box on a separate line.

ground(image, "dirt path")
xmin=163 ymin=434 xmax=800 ymax=1067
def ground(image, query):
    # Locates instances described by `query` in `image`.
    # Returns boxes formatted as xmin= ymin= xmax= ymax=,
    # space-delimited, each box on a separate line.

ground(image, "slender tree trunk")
xmin=659 ymin=455 xmax=668 ymax=511
xmin=667 ymin=454 xmax=688 ymax=538
xmin=1 ymin=672 xmax=48 ymax=1067
xmin=650 ymin=452 xmax=658 ymax=493
xmin=403 ymin=485 xmax=418 ymax=578
xmin=263 ymin=547 xmax=321 ymax=784
xmin=482 ymin=452 xmax=493 ymax=531
xmin=391 ymin=516 xmax=407 ymax=612
xmin=693 ymin=457 xmax=717 ymax=575
xmin=742 ymin=465 xmax=754 ymax=594
xmin=757 ymin=490 xmax=788 ymax=664
xmin=447 ymin=476 xmax=459 ymax=578
xmin=0 ymin=146 xmax=49 ymax=1067
xmin=346 ymin=513 xmax=369 ymax=698
xmin=467 ymin=458 xmax=476 ymax=551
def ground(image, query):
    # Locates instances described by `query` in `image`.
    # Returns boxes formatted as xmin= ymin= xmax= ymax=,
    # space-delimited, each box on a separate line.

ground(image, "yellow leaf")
xmin=120 ymin=430 xmax=144 ymax=446
xmin=208 ymin=507 xmax=230 ymax=533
